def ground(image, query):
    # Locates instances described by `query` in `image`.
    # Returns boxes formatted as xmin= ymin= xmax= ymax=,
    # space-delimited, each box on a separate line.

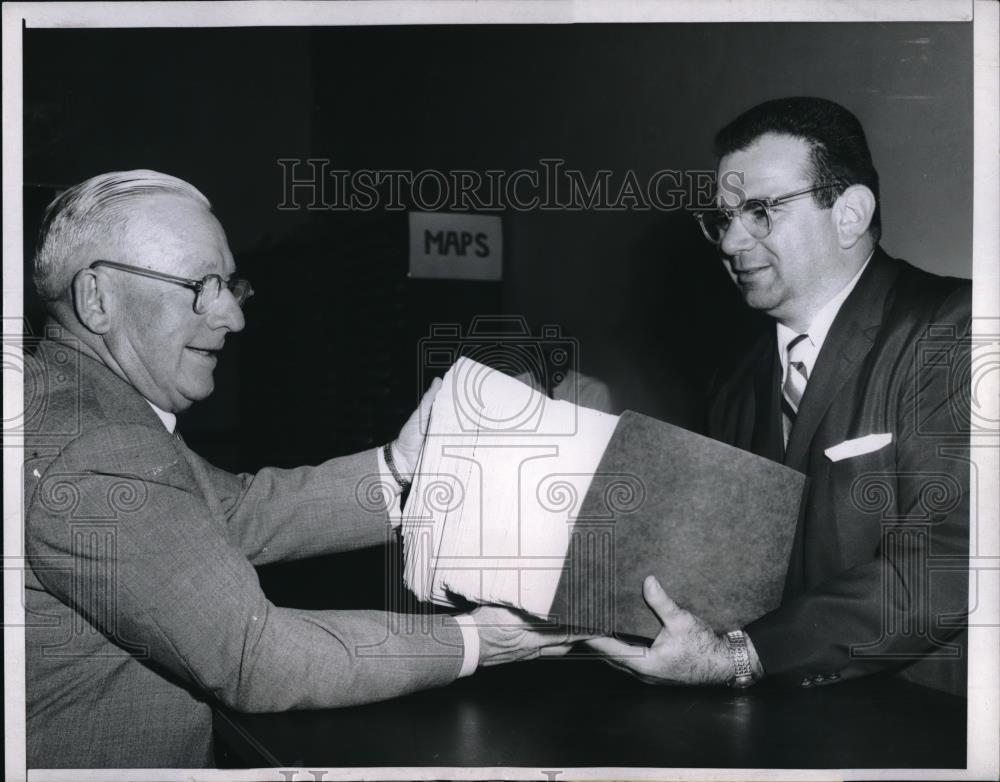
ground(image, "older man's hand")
xmin=586 ymin=576 xmax=760 ymax=685
xmin=472 ymin=605 xmax=591 ymax=666
xmin=391 ymin=377 xmax=442 ymax=483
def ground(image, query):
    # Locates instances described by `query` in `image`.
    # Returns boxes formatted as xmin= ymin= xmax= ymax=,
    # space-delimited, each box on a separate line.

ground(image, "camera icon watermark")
xmin=417 ymin=316 xmax=580 ymax=436
xmin=915 ymin=317 xmax=999 ymax=438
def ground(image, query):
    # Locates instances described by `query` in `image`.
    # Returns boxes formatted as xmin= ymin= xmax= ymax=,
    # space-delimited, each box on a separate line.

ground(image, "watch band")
xmin=725 ymin=630 xmax=756 ymax=688
xmin=382 ymin=443 xmax=411 ymax=492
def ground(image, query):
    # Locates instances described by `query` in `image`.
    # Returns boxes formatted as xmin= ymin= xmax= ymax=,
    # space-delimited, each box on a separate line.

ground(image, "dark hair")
xmin=713 ymin=96 xmax=881 ymax=241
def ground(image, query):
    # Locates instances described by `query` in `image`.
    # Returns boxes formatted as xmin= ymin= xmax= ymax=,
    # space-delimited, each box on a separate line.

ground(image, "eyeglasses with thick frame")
xmin=693 ymin=183 xmax=840 ymax=245
xmin=89 ymin=260 xmax=254 ymax=314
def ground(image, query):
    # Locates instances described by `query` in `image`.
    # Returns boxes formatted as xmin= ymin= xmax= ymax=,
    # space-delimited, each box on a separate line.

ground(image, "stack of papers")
xmin=402 ymin=356 xmax=618 ymax=616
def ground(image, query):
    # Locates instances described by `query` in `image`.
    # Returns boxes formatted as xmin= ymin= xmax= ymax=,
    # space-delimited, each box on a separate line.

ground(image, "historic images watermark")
xmin=277 ymin=158 xmax=746 ymax=213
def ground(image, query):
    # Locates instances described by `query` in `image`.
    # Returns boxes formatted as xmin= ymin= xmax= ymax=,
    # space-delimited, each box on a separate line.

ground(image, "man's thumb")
xmin=642 ymin=575 xmax=679 ymax=628
xmin=420 ymin=377 xmax=442 ymax=412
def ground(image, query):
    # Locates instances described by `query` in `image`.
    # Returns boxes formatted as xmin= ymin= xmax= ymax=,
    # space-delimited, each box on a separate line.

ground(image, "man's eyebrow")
xmin=728 ymin=189 xmax=786 ymax=203
xmin=186 ymin=258 xmax=235 ymax=278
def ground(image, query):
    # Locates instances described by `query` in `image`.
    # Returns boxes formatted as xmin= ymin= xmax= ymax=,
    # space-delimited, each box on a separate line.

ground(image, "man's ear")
xmin=71 ymin=268 xmax=112 ymax=334
xmin=833 ymin=185 xmax=876 ymax=249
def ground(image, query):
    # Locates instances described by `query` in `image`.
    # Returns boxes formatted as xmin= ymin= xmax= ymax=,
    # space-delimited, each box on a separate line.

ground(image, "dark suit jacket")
xmin=24 ymin=339 xmax=465 ymax=768
xmin=707 ymin=250 xmax=971 ymax=695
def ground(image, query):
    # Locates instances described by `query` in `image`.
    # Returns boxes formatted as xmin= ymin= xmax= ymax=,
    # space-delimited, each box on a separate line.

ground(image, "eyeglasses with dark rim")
xmin=89 ymin=260 xmax=254 ymax=315
xmin=693 ymin=183 xmax=840 ymax=245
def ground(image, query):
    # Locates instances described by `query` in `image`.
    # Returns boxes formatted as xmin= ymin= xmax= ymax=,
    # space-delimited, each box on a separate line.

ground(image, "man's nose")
xmin=206 ymin=289 xmax=246 ymax=333
xmin=719 ymin=214 xmax=757 ymax=257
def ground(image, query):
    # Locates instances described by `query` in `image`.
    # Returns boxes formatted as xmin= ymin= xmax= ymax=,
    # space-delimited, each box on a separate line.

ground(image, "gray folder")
xmin=548 ymin=411 xmax=806 ymax=639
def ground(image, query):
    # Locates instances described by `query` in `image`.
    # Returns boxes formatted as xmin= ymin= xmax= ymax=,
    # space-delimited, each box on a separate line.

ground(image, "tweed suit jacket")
xmin=707 ymin=249 xmax=971 ymax=695
xmin=23 ymin=339 xmax=465 ymax=769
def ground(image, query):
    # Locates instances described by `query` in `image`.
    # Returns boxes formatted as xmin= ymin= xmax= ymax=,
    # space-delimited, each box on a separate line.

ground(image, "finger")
xmin=538 ymin=643 xmax=576 ymax=657
xmin=421 ymin=376 xmax=443 ymax=407
xmin=583 ymin=637 xmax=650 ymax=672
xmin=563 ymin=630 xmax=601 ymax=644
xmin=642 ymin=575 xmax=682 ymax=629
xmin=417 ymin=377 xmax=442 ymax=428
xmin=584 ymin=635 xmax=645 ymax=659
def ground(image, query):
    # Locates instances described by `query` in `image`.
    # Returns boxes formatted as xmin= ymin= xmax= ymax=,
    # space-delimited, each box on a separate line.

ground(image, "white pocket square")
xmin=825 ymin=433 xmax=893 ymax=462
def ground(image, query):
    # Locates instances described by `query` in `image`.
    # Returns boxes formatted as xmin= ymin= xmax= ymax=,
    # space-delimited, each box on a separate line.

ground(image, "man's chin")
xmin=175 ymin=380 xmax=216 ymax=411
xmin=736 ymin=279 xmax=782 ymax=310
xmin=740 ymin=290 xmax=779 ymax=312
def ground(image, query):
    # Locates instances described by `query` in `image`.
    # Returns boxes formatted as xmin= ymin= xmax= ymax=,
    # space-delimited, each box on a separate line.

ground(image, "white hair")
xmin=33 ymin=169 xmax=212 ymax=301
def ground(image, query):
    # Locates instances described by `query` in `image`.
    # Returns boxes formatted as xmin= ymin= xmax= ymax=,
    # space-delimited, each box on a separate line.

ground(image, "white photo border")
xmin=3 ymin=2 xmax=997 ymax=781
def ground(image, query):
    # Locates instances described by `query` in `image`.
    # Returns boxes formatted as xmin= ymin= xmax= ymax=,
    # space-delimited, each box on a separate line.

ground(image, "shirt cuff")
xmin=452 ymin=613 xmax=480 ymax=678
xmin=376 ymin=445 xmax=404 ymax=529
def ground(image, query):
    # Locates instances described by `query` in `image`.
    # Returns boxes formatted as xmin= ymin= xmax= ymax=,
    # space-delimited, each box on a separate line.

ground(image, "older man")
xmin=23 ymin=170 xmax=572 ymax=769
xmin=590 ymin=97 xmax=970 ymax=695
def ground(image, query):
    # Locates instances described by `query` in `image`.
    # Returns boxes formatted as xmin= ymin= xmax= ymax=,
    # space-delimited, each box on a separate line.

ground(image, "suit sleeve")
xmin=186 ymin=446 xmax=394 ymax=565
xmin=26 ymin=424 xmax=464 ymax=712
xmin=744 ymin=286 xmax=971 ymax=684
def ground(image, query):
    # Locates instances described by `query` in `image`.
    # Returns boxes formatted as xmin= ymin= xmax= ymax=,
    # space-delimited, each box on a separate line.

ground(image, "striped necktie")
xmin=781 ymin=333 xmax=810 ymax=445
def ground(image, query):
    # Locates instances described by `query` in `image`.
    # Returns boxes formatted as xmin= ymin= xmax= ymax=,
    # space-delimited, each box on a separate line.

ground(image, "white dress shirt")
xmin=776 ymin=251 xmax=874 ymax=381
xmin=145 ymin=400 xmax=177 ymax=433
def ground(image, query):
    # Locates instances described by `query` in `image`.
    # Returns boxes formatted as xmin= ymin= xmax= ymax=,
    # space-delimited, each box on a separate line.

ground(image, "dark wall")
xmin=22 ymin=23 xmax=973 ymax=473
xmin=24 ymin=28 xmax=317 ymax=464
xmin=24 ymin=28 xmax=314 ymax=254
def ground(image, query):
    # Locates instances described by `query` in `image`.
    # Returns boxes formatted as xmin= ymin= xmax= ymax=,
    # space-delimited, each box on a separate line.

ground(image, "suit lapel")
xmin=783 ymin=250 xmax=900 ymax=471
xmin=750 ymin=334 xmax=785 ymax=464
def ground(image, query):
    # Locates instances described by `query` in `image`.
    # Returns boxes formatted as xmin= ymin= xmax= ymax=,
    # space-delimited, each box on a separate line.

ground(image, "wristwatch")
xmin=725 ymin=629 xmax=756 ymax=688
